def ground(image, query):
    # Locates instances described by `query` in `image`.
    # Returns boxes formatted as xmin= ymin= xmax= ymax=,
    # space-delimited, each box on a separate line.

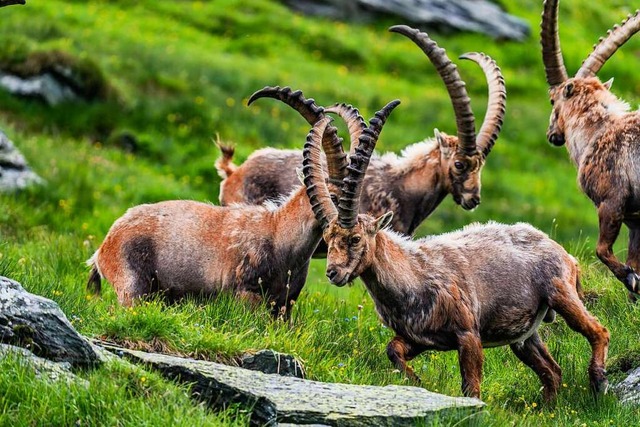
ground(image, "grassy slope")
xmin=1 ymin=0 xmax=640 ymax=425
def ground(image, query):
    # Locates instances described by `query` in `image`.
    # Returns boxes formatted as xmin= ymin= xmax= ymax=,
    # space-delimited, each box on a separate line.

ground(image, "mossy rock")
xmin=0 ymin=50 xmax=114 ymax=101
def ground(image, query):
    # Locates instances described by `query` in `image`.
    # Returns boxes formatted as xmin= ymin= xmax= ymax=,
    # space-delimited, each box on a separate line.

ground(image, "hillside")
xmin=2 ymin=0 xmax=640 ymax=425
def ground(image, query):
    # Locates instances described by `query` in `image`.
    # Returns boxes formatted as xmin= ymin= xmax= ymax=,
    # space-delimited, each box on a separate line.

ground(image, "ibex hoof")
xmin=624 ymin=272 xmax=640 ymax=295
xmin=591 ymin=377 xmax=609 ymax=395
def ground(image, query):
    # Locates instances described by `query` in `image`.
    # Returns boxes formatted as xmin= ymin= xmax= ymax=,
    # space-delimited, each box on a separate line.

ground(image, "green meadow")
xmin=1 ymin=0 xmax=640 ymax=425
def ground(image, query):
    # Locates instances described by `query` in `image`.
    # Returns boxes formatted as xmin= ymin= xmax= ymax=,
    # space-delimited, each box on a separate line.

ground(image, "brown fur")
xmin=87 ymin=187 xmax=321 ymax=316
xmin=217 ymin=133 xmax=479 ymax=236
xmin=322 ymin=218 xmax=609 ymax=401
xmin=548 ymin=76 xmax=640 ymax=297
xmin=214 ymin=141 xmax=237 ymax=179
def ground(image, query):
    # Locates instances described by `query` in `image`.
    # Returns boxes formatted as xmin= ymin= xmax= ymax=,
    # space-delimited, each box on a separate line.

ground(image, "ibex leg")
xmin=625 ymin=226 xmax=640 ymax=299
xmin=596 ymin=203 xmax=638 ymax=293
xmin=549 ymin=279 xmax=609 ymax=395
xmin=510 ymin=332 xmax=562 ymax=403
xmin=457 ymin=332 xmax=484 ymax=399
xmin=386 ymin=335 xmax=425 ymax=383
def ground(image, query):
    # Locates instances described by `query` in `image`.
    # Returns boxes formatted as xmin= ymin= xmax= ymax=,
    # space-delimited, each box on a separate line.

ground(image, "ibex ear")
xmin=435 ymin=129 xmax=452 ymax=158
xmin=295 ymin=167 xmax=305 ymax=185
xmin=603 ymin=77 xmax=614 ymax=90
xmin=563 ymin=82 xmax=574 ymax=99
xmin=374 ymin=211 xmax=394 ymax=232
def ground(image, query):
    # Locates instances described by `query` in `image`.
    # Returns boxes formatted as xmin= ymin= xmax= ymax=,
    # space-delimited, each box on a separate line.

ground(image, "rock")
xmin=0 ymin=343 xmax=87 ymax=386
xmin=284 ymin=0 xmax=530 ymax=41
xmin=0 ymin=130 xmax=43 ymax=192
xmin=0 ymin=50 xmax=112 ymax=105
xmin=612 ymin=366 xmax=640 ymax=405
xmin=240 ymin=349 xmax=305 ymax=378
xmin=0 ymin=276 xmax=100 ymax=367
xmin=101 ymin=344 xmax=485 ymax=426
xmin=0 ymin=72 xmax=79 ymax=105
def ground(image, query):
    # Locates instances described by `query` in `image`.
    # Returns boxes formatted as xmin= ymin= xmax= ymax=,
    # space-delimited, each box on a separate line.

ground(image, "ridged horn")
xmin=324 ymin=103 xmax=366 ymax=156
xmin=0 ymin=0 xmax=26 ymax=7
xmin=302 ymin=116 xmax=338 ymax=229
xmin=337 ymin=102 xmax=396 ymax=229
xmin=248 ymin=85 xmax=348 ymax=183
xmin=540 ymin=0 xmax=569 ymax=86
xmin=576 ymin=10 xmax=640 ymax=79
xmin=390 ymin=25 xmax=476 ymax=157
xmin=368 ymin=99 xmax=401 ymax=137
xmin=459 ymin=53 xmax=506 ymax=159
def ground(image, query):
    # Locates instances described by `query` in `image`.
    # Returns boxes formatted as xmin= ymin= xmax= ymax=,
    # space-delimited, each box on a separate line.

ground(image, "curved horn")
xmin=324 ymin=103 xmax=367 ymax=155
xmin=337 ymin=102 xmax=396 ymax=229
xmin=248 ymin=86 xmax=323 ymax=125
xmin=540 ymin=0 xmax=569 ymax=86
xmin=0 ymin=0 xmax=26 ymax=7
xmin=368 ymin=99 xmax=401 ymax=137
xmin=302 ymin=117 xmax=338 ymax=229
xmin=389 ymin=25 xmax=476 ymax=157
xmin=460 ymin=53 xmax=506 ymax=159
xmin=248 ymin=85 xmax=348 ymax=182
xmin=576 ymin=10 xmax=640 ymax=79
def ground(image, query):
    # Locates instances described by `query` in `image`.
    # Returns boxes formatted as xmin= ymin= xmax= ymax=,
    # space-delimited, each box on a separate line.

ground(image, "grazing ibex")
xmin=217 ymin=27 xmax=505 ymax=237
xmin=302 ymin=95 xmax=609 ymax=402
xmin=86 ymin=90 xmax=365 ymax=317
xmin=541 ymin=0 xmax=640 ymax=298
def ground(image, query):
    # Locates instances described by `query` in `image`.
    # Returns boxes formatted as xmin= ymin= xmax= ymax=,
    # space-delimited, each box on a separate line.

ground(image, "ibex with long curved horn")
xmin=217 ymin=28 xmax=505 ymax=237
xmin=541 ymin=0 xmax=640 ymax=298
xmin=303 ymin=100 xmax=610 ymax=402
xmin=86 ymin=90 xmax=367 ymax=317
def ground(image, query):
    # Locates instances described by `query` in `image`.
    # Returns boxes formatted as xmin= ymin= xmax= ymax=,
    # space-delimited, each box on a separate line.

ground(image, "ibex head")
xmin=541 ymin=0 xmax=640 ymax=145
xmin=390 ymin=26 xmax=506 ymax=211
xmin=303 ymin=101 xmax=399 ymax=286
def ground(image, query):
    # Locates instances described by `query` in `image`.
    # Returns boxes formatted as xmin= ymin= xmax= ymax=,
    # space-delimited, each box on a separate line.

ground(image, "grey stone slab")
xmin=0 ymin=276 xmax=100 ymax=367
xmin=101 ymin=344 xmax=485 ymax=426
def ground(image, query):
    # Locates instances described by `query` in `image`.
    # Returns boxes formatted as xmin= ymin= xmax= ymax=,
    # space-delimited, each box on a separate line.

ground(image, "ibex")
xmin=86 ymin=90 xmax=371 ymax=317
xmin=302 ymin=89 xmax=609 ymax=402
xmin=217 ymin=26 xmax=505 ymax=237
xmin=541 ymin=0 xmax=640 ymax=298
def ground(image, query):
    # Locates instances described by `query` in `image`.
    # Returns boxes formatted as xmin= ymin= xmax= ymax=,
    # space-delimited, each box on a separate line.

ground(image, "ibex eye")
xmin=454 ymin=161 xmax=465 ymax=170
xmin=350 ymin=236 xmax=361 ymax=244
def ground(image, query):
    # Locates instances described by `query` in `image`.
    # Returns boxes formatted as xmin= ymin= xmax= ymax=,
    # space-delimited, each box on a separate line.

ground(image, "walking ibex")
xmin=302 ymin=92 xmax=609 ymax=402
xmin=86 ymin=90 xmax=377 ymax=317
xmin=217 ymin=27 xmax=505 ymax=238
xmin=541 ymin=0 xmax=640 ymax=298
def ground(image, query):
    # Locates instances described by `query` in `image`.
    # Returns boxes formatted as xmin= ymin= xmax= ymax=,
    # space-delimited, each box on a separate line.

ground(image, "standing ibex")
xmin=541 ymin=0 xmax=640 ymax=298
xmin=86 ymin=90 xmax=386 ymax=317
xmin=217 ymin=27 xmax=505 ymax=237
xmin=302 ymin=93 xmax=609 ymax=402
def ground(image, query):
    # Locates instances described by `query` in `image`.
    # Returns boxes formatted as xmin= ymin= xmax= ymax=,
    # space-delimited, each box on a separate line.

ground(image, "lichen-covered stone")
xmin=0 ymin=130 xmax=42 ymax=192
xmin=0 ymin=343 xmax=87 ymax=386
xmin=284 ymin=0 xmax=529 ymax=41
xmin=102 ymin=344 xmax=485 ymax=426
xmin=0 ymin=276 xmax=100 ymax=367
xmin=240 ymin=349 xmax=305 ymax=378
xmin=612 ymin=366 xmax=640 ymax=405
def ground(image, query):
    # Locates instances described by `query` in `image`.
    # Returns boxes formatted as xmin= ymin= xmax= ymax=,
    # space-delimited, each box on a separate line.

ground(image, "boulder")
xmin=102 ymin=344 xmax=485 ymax=426
xmin=0 ymin=343 xmax=87 ymax=386
xmin=0 ymin=130 xmax=43 ymax=192
xmin=612 ymin=366 xmax=640 ymax=405
xmin=284 ymin=0 xmax=530 ymax=41
xmin=240 ymin=349 xmax=305 ymax=378
xmin=0 ymin=276 xmax=100 ymax=367
xmin=0 ymin=72 xmax=79 ymax=105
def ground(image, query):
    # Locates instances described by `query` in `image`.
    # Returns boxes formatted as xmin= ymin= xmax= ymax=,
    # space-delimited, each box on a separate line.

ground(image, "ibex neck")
xmin=360 ymin=231 xmax=423 ymax=305
xmin=374 ymin=141 xmax=446 ymax=234
xmin=272 ymin=186 xmax=323 ymax=256
xmin=565 ymin=93 xmax=628 ymax=167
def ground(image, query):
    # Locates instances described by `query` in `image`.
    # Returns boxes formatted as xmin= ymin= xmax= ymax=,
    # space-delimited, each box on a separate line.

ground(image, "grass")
xmin=2 ymin=0 xmax=640 ymax=425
